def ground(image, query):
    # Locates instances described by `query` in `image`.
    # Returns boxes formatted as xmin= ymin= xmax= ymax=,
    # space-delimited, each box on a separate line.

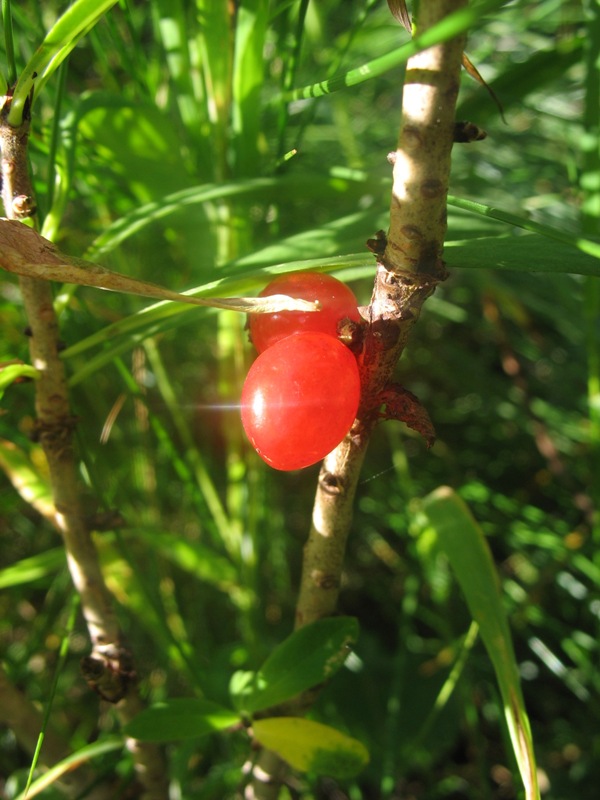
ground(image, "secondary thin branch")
xmin=0 ymin=98 xmax=169 ymax=800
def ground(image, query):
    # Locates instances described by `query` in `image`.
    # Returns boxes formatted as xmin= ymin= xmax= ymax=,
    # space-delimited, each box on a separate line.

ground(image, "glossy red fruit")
xmin=241 ymin=332 xmax=361 ymax=471
xmin=248 ymin=271 xmax=361 ymax=353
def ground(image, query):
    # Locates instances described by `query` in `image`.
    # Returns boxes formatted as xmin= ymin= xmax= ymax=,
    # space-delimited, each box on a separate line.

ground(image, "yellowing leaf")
xmin=252 ymin=717 xmax=369 ymax=778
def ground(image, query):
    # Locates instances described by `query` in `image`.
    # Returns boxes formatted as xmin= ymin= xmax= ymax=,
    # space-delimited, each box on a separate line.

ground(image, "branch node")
xmin=32 ymin=415 xmax=79 ymax=452
xmin=310 ymin=570 xmax=340 ymax=591
xmin=366 ymin=229 xmax=387 ymax=256
xmin=454 ymin=120 xmax=488 ymax=143
xmin=81 ymin=647 xmax=138 ymax=704
xmin=319 ymin=472 xmax=345 ymax=495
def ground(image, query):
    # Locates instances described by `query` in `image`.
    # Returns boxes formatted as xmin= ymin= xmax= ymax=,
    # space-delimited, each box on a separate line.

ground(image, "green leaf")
xmin=417 ymin=487 xmax=540 ymax=800
xmin=0 ymin=548 xmax=65 ymax=589
xmin=13 ymin=736 xmax=124 ymax=800
xmin=0 ymin=440 xmax=55 ymax=522
xmin=445 ymin=233 xmax=600 ymax=277
xmin=60 ymin=254 xmax=373 ymax=371
xmin=8 ymin=0 xmax=120 ymax=125
xmin=0 ymin=362 xmax=39 ymax=400
xmin=130 ymin=528 xmax=238 ymax=591
xmin=236 ymin=616 xmax=359 ymax=714
xmin=448 ymin=195 xmax=600 ymax=262
xmin=0 ymin=222 xmax=319 ymax=314
xmin=231 ymin=0 xmax=269 ymax=174
xmin=123 ymin=698 xmax=239 ymax=742
xmin=252 ymin=717 xmax=369 ymax=778
xmin=281 ymin=0 xmax=509 ymax=101
xmin=229 ymin=670 xmax=256 ymax=706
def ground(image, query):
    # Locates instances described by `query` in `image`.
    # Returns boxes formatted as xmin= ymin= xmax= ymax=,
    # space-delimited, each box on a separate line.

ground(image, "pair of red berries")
xmin=241 ymin=272 xmax=362 ymax=471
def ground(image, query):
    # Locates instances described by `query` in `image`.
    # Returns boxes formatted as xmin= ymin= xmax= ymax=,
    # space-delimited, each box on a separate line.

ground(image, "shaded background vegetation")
xmin=1 ymin=0 xmax=598 ymax=797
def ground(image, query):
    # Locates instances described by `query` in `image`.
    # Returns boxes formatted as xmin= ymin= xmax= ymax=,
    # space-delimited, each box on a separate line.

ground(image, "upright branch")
xmin=296 ymin=0 xmax=468 ymax=631
xmin=248 ymin=2 xmax=469 ymax=796
xmin=0 ymin=96 xmax=168 ymax=798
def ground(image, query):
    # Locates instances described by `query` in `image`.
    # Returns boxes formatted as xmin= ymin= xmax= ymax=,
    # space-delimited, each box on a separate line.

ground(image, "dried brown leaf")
xmin=0 ymin=219 xmax=318 ymax=314
xmin=387 ymin=0 xmax=412 ymax=33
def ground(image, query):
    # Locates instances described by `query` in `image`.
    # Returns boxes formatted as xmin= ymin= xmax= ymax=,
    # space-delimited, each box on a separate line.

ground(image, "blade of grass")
xmin=275 ymin=0 xmax=309 ymax=161
xmin=0 ymin=548 xmax=65 ymax=589
xmin=444 ymin=232 xmax=600 ymax=276
xmin=154 ymin=0 xmax=207 ymax=161
xmin=417 ymin=486 xmax=539 ymax=800
xmin=2 ymin=0 xmax=17 ymax=84
xmin=8 ymin=0 xmax=120 ymax=126
xmin=22 ymin=593 xmax=80 ymax=798
xmin=78 ymin=165 xmax=378 ymax=263
xmin=195 ymin=0 xmax=233 ymax=178
xmin=409 ymin=621 xmax=480 ymax=753
xmin=14 ymin=737 xmax=124 ymax=800
xmin=146 ymin=338 xmax=242 ymax=557
xmin=40 ymin=59 xmax=69 ymax=239
xmin=447 ymin=195 xmax=600 ymax=260
xmin=280 ymin=0 xmax=510 ymax=102
xmin=231 ymin=0 xmax=269 ymax=176
xmin=60 ymin=254 xmax=373 ymax=367
xmin=581 ymin=0 xmax=600 ymax=540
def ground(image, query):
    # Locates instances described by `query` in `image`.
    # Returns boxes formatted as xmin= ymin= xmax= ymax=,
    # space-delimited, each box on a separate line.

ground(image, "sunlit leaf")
xmin=0 ymin=219 xmax=319 ymax=313
xmin=0 ymin=439 xmax=55 ymax=523
xmin=235 ymin=617 xmax=359 ymax=714
xmin=0 ymin=548 xmax=65 ymax=589
xmin=417 ymin=487 xmax=539 ymax=800
xmin=447 ymin=196 xmax=600 ymax=262
xmin=7 ymin=0 xmax=120 ymax=125
xmin=283 ymin=0 xmax=509 ymax=101
xmin=130 ymin=528 xmax=238 ymax=590
xmin=445 ymin=233 xmax=600 ymax=277
xmin=0 ymin=362 xmax=39 ymax=400
xmin=13 ymin=737 xmax=124 ymax=800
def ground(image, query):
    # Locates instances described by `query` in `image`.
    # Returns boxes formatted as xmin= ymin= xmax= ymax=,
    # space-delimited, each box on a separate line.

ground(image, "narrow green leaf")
xmin=231 ymin=0 xmax=269 ymax=174
xmin=445 ymin=233 xmax=600 ymax=277
xmin=0 ymin=439 xmax=54 ymax=522
xmin=0 ymin=230 xmax=319 ymax=313
xmin=23 ymin=594 xmax=80 ymax=798
xmin=448 ymin=195 xmax=600 ymax=262
xmin=0 ymin=362 xmax=39 ymax=399
xmin=131 ymin=529 xmax=237 ymax=589
xmin=238 ymin=616 xmax=359 ymax=714
xmin=61 ymin=254 xmax=372 ymax=367
xmin=417 ymin=487 xmax=539 ymax=800
xmin=124 ymin=698 xmax=239 ymax=742
xmin=13 ymin=737 xmax=124 ymax=800
xmin=281 ymin=0 xmax=510 ymax=101
xmin=253 ymin=717 xmax=369 ymax=778
xmin=8 ymin=0 xmax=119 ymax=125
xmin=83 ymin=173 xmax=370 ymax=261
xmin=0 ymin=548 xmax=65 ymax=589
xmin=85 ymin=177 xmax=281 ymax=259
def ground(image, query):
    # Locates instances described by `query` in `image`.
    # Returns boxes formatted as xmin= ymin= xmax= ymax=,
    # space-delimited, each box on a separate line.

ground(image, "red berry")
xmin=241 ymin=332 xmax=361 ymax=471
xmin=248 ymin=272 xmax=361 ymax=353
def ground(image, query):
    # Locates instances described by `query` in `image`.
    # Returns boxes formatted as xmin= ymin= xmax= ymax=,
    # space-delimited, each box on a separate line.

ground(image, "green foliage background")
xmin=1 ymin=0 xmax=599 ymax=798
